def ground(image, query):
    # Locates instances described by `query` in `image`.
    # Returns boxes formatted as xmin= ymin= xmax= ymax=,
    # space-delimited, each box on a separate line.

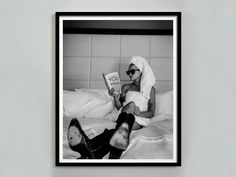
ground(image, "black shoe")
xmin=109 ymin=146 xmax=123 ymax=159
xmin=68 ymin=118 xmax=96 ymax=159
xmin=115 ymin=112 xmax=128 ymax=129
xmin=109 ymin=113 xmax=135 ymax=150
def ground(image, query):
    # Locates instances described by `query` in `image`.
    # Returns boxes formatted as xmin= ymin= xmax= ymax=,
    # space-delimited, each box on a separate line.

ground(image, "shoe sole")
xmin=109 ymin=122 xmax=129 ymax=150
xmin=70 ymin=118 xmax=96 ymax=159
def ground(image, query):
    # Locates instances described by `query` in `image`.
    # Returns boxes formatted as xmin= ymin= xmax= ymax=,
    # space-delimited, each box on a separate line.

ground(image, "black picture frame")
xmin=56 ymin=12 xmax=181 ymax=166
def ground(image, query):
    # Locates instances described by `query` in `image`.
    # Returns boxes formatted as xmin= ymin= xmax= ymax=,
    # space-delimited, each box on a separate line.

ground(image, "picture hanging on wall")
xmin=56 ymin=12 xmax=181 ymax=166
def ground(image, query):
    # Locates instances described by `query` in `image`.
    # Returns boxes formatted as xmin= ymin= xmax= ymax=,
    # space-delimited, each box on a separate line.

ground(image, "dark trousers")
xmin=72 ymin=112 xmax=135 ymax=159
xmin=88 ymin=128 xmax=122 ymax=159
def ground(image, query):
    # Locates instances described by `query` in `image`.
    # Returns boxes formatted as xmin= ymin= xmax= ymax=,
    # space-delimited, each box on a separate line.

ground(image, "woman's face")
xmin=127 ymin=64 xmax=142 ymax=81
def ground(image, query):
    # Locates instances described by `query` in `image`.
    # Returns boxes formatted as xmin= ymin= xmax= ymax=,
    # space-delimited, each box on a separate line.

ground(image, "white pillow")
xmin=155 ymin=90 xmax=173 ymax=116
xmin=63 ymin=89 xmax=115 ymax=119
xmin=75 ymin=88 xmax=111 ymax=101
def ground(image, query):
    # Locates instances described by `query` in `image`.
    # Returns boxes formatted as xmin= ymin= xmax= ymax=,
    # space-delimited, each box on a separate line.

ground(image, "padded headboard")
xmin=63 ymin=34 xmax=173 ymax=93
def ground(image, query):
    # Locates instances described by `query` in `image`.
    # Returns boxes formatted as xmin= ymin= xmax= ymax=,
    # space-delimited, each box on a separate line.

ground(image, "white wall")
xmin=0 ymin=0 xmax=236 ymax=177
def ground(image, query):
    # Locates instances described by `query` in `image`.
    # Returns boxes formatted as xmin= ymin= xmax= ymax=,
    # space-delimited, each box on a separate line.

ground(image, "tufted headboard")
xmin=63 ymin=34 xmax=173 ymax=93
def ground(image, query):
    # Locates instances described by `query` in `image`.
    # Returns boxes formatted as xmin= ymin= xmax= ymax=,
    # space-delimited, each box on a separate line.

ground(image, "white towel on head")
xmin=130 ymin=56 xmax=156 ymax=100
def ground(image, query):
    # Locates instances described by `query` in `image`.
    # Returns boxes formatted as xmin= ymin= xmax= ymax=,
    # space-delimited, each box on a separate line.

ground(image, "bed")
xmin=63 ymin=88 xmax=174 ymax=159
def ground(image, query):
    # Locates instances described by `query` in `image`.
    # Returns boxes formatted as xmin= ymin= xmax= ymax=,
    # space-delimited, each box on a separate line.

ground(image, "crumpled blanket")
xmin=63 ymin=115 xmax=173 ymax=160
xmin=121 ymin=117 xmax=173 ymax=159
xmin=63 ymin=89 xmax=115 ymax=119
xmin=121 ymin=135 xmax=173 ymax=159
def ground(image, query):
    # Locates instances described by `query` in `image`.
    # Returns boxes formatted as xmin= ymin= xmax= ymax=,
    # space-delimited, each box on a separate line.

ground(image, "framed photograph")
xmin=56 ymin=12 xmax=181 ymax=166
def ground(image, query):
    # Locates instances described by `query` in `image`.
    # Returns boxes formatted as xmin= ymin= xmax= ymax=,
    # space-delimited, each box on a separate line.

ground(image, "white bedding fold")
xmin=63 ymin=88 xmax=174 ymax=159
xmin=63 ymin=89 xmax=114 ymax=119
xmin=121 ymin=135 xmax=173 ymax=159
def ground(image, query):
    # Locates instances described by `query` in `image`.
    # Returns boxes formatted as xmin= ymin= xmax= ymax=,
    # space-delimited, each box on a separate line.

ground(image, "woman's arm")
xmin=134 ymin=87 xmax=156 ymax=118
xmin=109 ymin=84 xmax=129 ymax=110
xmin=112 ymin=94 xmax=122 ymax=110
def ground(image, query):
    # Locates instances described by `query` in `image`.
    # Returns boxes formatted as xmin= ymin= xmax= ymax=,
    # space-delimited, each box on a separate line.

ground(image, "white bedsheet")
xmin=122 ymin=116 xmax=173 ymax=159
xmin=63 ymin=89 xmax=174 ymax=159
xmin=63 ymin=115 xmax=173 ymax=159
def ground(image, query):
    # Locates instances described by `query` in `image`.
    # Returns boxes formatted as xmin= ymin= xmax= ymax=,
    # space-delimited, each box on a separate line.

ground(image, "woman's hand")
xmin=134 ymin=106 xmax=141 ymax=116
xmin=108 ymin=88 xmax=119 ymax=97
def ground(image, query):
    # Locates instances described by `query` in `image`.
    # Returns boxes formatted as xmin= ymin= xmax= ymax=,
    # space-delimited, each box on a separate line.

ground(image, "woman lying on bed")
xmin=67 ymin=56 xmax=156 ymax=159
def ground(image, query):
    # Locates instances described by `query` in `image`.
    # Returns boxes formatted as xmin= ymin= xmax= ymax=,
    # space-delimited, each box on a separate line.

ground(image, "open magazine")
xmin=102 ymin=72 xmax=121 ymax=95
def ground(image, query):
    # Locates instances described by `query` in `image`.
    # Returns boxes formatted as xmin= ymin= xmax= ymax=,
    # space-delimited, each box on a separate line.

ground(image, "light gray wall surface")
xmin=0 ymin=0 xmax=236 ymax=177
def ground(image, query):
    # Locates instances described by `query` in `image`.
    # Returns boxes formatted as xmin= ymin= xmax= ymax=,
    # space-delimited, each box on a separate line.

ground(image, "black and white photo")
xmin=56 ymin=12 xmax=181 ymax=166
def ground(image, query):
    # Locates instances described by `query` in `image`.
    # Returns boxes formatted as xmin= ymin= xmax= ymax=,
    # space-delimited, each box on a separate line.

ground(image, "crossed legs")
xmin=67 ymin=102 xmax=141 ymax=159
xmin=67 ymin=112 xmax=135 ymax=159
xmin=120 ymin=101 xmax=142 ymax=130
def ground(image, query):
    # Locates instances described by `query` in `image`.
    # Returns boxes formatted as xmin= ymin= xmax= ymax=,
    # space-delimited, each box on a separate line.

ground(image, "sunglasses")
xmin=126 ymin=69 xmax=140 ymax=75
